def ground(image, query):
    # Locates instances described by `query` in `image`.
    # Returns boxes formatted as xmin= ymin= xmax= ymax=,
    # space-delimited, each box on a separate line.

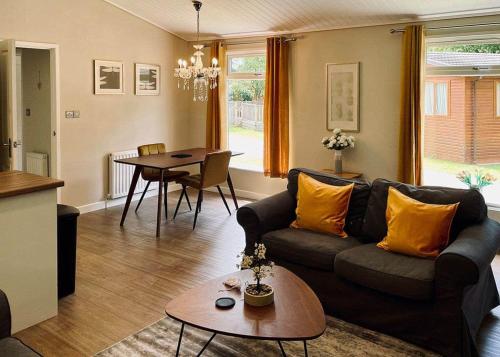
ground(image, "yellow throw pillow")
xmin=377 ymin=187 xmax=459 ymax=258
xmin=291 ymin=173 xmax=354 ymax=237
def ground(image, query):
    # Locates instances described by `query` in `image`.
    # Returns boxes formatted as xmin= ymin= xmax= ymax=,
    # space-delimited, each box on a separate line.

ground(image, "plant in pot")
xmin=456 ymin=169 xmax=496 ymax=192
xmin=237 ymin=243 xmax=274 ymax=307
xmin=321 ymin=129 xmax=355 ymax=174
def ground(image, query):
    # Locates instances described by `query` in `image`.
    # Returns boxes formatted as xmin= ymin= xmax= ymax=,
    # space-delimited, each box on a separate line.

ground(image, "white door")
xmin=0 ymin=40 xmax=19 ymax=171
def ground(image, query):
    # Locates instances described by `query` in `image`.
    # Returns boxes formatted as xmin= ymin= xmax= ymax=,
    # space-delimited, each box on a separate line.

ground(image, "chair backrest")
xmin=138 ymin=143 xmax=166 ymax=157
xmin=201 ymin=151 xmax=232 ymax=188
xmin=137 ymin=143 xmax=166 ymax=180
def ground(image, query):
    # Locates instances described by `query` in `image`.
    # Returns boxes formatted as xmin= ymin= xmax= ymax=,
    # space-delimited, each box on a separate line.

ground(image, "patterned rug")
xmin=96 ymin=316 xmax=439 ymax=356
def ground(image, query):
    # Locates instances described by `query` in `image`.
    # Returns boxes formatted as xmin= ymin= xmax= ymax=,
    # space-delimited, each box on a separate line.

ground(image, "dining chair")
xmin=173 ymin=150 xmax=232 ymax=229
xmin=135 ymin=143 xmax=191 ymax=218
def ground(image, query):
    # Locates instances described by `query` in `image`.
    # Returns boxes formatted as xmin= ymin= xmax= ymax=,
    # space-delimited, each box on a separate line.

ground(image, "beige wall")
xmin=0 ymin=0 xmax=190 ymax=207
xmin=21 ymin=48 xmax=52 ymax=170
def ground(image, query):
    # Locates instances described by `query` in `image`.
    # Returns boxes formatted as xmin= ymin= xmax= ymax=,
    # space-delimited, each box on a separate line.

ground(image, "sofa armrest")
xmin=237 ymin=191 xmax=296 ymax=253
xmin=0 ymin=289 xmax=11 ymax=338
xmin=436 ymin=218 xmax=500 ymax=287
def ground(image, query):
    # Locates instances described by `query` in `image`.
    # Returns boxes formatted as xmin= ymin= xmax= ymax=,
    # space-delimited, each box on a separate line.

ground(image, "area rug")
xmin=96 ymin=316 xmax=439 ymax=356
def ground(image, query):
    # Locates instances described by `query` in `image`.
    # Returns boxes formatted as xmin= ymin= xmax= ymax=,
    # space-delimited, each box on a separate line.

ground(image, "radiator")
xmin=108 ymin=149 xmax=157 ymax=199
xmin=26 ymin=152 xmax=49 ymax=177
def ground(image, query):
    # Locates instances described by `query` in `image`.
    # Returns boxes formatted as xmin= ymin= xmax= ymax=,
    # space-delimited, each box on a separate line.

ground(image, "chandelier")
xmin=174 ymin=0 xmax=221 ymax=102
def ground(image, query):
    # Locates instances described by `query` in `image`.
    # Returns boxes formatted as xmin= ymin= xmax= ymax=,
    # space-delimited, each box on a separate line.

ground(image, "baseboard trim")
xmin=77 ymin=184 xmax=182 ymax=214
xmin=205 ymin=186 xmax=269 ymax=201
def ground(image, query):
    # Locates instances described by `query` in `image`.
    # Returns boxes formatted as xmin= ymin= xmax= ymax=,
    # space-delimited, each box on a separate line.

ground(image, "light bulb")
xmin=191 ymin=57 xmax=196 ymax=64
xmin=182 ymin=60 xmax=187 ymax=68
xmin=178 ymin=59 xmax=183 ymax=67
xmin=212 ymin=58 xmax=218 ymax=66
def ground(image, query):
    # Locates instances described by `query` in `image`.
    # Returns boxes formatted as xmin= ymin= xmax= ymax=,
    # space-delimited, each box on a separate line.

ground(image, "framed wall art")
xmin=326 ymin=62 xmax=359 ymax=132
xmin=94 ymin=60 xmax=123 ymax=94
xmin=135 ymin=63 xmax=160 ymax=96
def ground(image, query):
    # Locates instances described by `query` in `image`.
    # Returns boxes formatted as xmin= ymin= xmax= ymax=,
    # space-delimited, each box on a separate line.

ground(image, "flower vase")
xmin=334 ymin=150 xmax=343 ymax=174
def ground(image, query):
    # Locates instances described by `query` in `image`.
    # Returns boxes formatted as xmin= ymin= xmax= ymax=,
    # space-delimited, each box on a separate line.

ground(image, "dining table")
xmin=115 ymin=147 xmax=243 ymax=237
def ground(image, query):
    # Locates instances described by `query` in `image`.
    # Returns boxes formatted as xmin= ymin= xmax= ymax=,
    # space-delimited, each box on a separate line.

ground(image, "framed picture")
xmin=94 ymin=60 xmax=123 ymax=94
xmin=135 ymin=63 xmax=160 ymax=95
xmin=326 ymin=62 xmax=359 ymax=132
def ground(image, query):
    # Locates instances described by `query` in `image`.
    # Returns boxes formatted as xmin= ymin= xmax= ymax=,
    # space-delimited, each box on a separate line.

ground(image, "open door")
xmin=0 ymin=39 xmax=18 ymax=171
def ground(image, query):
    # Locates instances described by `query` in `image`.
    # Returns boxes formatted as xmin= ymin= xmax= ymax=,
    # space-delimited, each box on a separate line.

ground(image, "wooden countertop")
xmin=0 ymin=171 xmax=64 ymax=199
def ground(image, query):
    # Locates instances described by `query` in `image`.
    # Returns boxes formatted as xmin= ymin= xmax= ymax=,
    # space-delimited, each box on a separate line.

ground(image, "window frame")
xmin=225 ymin=48 xmax=266 ymax=172
xmin=424 ymin=79 xmax=450 ymax=117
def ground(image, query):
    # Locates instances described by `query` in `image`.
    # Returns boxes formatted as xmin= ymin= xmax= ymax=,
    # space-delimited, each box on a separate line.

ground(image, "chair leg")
xmin=173 ymin=186 xmax=186 ymax=220
xmin=217 ymin=186 xmax=231 ymax=216
xmin=184 ymin=188 xmax=192 ymax=211
xmin=193 ymin=190 xmax=203 ymax=230
xmin=164 ymin=181 xmax=169 ymax=219
xmin=135 ymin=181 xmax=151 ymax=213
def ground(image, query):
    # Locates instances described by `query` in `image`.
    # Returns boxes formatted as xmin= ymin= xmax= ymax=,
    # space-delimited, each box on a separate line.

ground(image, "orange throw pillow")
xmin=377 ymin=187 xmax=459 ymax=258
xmin=291 ymin=173 xmax=354 ymax=237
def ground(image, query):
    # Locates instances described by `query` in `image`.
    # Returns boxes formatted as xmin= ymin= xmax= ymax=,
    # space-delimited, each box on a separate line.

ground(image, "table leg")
xmin=197 ymin=333 xmax=216 ymax=356
xmin=120 ymin=166 xmax=141 ymax=226
xmin=303 ymin=341 xmax=308 ymax=357
xmin=156 ymin=169 xmax=164 ymax=237
xmin=175 ymin=323 xmax=184 ymax=357
xmin=277 ymin=340 xmax=287 ymax=356
xmin=226 ymin=171 xmax=238 ymax=209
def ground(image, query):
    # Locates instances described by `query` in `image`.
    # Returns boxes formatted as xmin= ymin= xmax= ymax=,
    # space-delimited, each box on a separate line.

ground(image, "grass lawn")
xmin=228 ymin=126 xmax=263 ymax=138
xmin=228 ymin=125 xmax=263 ymax=171
xmin=423 ymin=158 xmax=500 ymax=178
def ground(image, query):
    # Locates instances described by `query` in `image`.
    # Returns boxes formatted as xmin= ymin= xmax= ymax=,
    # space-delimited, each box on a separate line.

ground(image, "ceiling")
xmin=104 ymin=0 xmax=500 ymax=41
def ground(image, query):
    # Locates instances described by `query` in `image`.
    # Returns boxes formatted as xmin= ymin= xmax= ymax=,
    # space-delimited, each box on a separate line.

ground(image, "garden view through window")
xmin=423 ymin=39 xmax=500 ymax=207
xmin=227 ymin=53 xmax=265 ymax=171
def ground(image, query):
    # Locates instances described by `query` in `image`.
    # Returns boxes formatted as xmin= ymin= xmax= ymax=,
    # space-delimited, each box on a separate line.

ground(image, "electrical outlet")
xmin=73 ymin=110 xmax=80 ymax=118
xmin=65 ymin=111 xmax=74 ymax=119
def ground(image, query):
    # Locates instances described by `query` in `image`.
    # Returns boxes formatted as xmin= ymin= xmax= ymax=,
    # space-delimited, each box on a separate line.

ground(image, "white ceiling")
xmin=104 ymin=0 xmax=500 ymax=41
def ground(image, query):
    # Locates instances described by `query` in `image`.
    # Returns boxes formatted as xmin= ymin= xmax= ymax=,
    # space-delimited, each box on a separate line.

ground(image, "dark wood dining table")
xmin=115 ymin=147 xmax=243 ymax=237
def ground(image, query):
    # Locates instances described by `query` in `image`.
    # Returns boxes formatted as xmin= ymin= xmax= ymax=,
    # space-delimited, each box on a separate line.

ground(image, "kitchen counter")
xmin=0 ymin=171 xmax=64 ymax=332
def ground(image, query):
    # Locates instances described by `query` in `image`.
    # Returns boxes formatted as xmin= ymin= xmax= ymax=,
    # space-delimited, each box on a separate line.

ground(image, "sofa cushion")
xmin=288 ymin=168 xmax=371 ymax=237
xmin=262 ymin=228 xmax=362 ymax=271
xmin=335 ymin=244 xmax=435 ymax=301
xmin=362 ymin=178 xmax=487 ymax=243
xmin=0 ymin=337 xmax=41 ymax=356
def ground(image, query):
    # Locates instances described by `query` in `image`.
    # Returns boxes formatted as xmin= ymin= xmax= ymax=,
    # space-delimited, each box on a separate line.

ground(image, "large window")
xmin=226 ymin=52 xmax=266 ymax=171
xmin=423 ymin=38 xmax=500 ymax=207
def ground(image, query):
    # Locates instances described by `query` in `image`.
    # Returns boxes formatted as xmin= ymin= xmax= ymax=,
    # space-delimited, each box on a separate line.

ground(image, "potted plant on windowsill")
xmin=456 ymin=169 xmax=496 ymax=192
xmin=238 ymin=243 xmax=275 ymax=307
xmin=322 ymin=129 xmax=355 ymax=174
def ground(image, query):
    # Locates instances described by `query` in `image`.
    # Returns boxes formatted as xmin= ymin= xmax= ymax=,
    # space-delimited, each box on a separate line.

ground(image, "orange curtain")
xmin=264 ymin=37 xmax=289 ymax=178
xmin=398 ymin=25 xmax=425 ymax=185
xmin=206 ymin=41 xmax=227 ymax=150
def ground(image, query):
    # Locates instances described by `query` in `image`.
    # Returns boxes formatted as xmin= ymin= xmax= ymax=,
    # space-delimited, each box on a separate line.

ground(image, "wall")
xmin=0 ymin=0 xmax=190 ymax=207
xmin=190 ymin=24 xmax=403 ymax=196
xmin=21 ymin=49 xmax=51 ymax=170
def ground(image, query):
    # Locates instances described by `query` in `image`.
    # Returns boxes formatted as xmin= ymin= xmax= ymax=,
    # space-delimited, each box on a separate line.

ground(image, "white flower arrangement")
xmin=237 ymin=243 xmax=274 ymax=294
xmin=322 ymin=128 xmax=355 ymax=151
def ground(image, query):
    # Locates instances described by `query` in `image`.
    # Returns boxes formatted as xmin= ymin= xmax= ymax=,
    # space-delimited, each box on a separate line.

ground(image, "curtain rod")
xmin=390 ymin=21 xmax=500 ymax=33
xmin=201 ymin=37 xmax=297 ymax=47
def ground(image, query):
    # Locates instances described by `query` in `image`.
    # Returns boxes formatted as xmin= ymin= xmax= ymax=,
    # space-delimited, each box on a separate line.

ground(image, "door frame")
xmin=15 ymin=41 xmax=61 ymax=185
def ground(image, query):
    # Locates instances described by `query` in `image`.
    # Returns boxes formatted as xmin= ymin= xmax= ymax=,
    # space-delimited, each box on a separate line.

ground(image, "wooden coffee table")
xmin=165 ymin=266 xmax=326 ymax=356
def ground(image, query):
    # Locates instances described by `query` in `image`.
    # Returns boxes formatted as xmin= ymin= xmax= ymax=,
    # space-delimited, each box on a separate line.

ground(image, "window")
xmin=424 ymin=80 xmax=448 ymax=116
xmin=226 ymin=52 xmax=266 ymax=171
xmin=422 ymin=38 xmax=500 ymax=207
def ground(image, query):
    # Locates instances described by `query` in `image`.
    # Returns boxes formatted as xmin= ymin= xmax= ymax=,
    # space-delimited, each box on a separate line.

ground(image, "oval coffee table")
xmin=165 ymin=266 xmax=326 ymax=356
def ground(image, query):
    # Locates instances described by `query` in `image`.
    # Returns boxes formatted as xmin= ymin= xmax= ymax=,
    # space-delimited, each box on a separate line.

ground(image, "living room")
xmin=0 ymin=0 xmax=499 ymax=356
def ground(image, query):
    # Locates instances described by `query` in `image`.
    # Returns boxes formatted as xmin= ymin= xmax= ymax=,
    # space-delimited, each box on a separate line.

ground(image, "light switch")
xmin=73 ymin=111 xmax=80 ymax=118
xmin=65 ymin=111 xmax=74 ymax=119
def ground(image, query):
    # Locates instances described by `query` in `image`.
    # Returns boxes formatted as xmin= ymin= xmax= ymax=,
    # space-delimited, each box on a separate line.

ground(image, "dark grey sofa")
xmin=0 ymin=289 xmax=41 ymax=356
xmin=237 ymin=168 xmax=500 ymax=357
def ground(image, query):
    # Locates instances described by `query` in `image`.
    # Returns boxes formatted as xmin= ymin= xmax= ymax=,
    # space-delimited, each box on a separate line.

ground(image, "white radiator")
xmin=26 ymin=152 xmax=49 ymax=177
xmin=108 ymin=149 xmax=158 ymax=199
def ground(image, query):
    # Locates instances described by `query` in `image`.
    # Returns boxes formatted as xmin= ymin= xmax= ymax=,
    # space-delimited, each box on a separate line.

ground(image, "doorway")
xmin=0 ymin=40 xmax=59 ymax=178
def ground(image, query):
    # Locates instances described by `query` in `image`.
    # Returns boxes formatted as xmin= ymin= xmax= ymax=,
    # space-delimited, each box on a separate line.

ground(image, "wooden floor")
xmin=13 ymin=190 xmax=500 ymax=356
